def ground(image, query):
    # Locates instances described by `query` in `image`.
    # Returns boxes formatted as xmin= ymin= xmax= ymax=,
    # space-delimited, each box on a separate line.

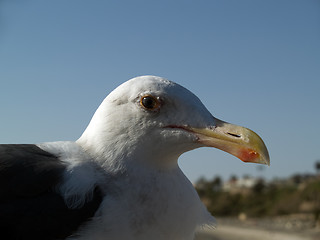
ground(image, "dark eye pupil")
xmin=142 ymin=96 xmax=156 ymax=109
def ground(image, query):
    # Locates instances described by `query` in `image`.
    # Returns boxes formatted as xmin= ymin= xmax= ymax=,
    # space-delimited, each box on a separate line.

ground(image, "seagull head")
xmin=78 ymin=76 xmax=269 ymax=170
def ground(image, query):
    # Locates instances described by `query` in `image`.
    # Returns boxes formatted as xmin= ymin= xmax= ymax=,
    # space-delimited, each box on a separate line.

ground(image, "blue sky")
xmin=0 ymin=0 xmax=319 ymax=182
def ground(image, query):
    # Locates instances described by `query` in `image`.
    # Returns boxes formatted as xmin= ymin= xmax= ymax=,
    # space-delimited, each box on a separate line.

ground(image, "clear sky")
xmin=0 ymin=0 xmax=319 ymax=182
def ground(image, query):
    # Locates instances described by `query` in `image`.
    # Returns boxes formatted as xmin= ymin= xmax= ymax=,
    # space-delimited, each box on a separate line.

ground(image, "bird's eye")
xmin=140 ymin=95 xmax=160 ymax=110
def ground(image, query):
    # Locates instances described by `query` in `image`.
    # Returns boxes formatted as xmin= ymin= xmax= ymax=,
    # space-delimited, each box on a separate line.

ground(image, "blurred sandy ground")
xmin=195 ymin=217 xmax=320 ymax=240
xmin=196 ymin=225 xmax=317 ymax=240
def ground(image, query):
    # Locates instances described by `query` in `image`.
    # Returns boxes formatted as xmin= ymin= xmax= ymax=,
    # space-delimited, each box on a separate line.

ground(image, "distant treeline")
xmin=195 ymin=175 xmax=320 ymax=220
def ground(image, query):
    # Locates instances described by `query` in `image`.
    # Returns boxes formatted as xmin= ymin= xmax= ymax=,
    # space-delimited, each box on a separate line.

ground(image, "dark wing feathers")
xmin=0 ymin=144 xmax=103 ymax=240
xmin=0 ymin=144 xmax=65 ymax=200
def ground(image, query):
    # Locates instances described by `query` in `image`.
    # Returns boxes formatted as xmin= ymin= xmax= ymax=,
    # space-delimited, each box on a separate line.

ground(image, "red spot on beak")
xmin=239 ymin=149 xmax=260 ymax=163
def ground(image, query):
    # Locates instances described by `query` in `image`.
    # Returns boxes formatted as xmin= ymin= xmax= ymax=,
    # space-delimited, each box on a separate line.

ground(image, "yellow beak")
xmin=191 ymin=118 xmax=270 ymax=165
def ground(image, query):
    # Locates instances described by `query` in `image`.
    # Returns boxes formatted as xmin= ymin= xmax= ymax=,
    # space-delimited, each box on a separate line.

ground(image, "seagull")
xmin=0 ymin=76 xmax=269 ymax=240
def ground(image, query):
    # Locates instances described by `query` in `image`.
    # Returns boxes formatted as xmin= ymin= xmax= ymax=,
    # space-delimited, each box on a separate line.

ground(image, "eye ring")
xmin=140 ymin=95 xmax=161 ymax=111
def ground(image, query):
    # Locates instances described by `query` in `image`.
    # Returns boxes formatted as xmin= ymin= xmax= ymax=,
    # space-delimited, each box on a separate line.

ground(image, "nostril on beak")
xmin=227 ymin=132 xmax=241 ymax=138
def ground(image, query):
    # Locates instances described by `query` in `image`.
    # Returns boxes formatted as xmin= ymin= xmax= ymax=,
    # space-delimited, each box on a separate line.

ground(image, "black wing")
xmin=0 ymin=144 xmax=103 ymax=240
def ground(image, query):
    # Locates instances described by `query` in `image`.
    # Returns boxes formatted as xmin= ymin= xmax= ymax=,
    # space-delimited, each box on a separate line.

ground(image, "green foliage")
xmin=195 ymin=176 xmax=320 ymax=218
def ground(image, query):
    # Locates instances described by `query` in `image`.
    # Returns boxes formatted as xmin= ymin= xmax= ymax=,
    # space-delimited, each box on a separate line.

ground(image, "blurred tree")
xmin=292 ymin=174 xmax=302 ymax=185
xmin=229 ymin=175 xmax=238 ymax=182
xmin=252 ymin=178 xmax=265 ymax=194
xmin=302 ymin=179 xmax=320 ymax=224
xmin=315 ymin=161 xmax=320 ymax=175
xmin=212 ymin=176 xmax=222 ymax=192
